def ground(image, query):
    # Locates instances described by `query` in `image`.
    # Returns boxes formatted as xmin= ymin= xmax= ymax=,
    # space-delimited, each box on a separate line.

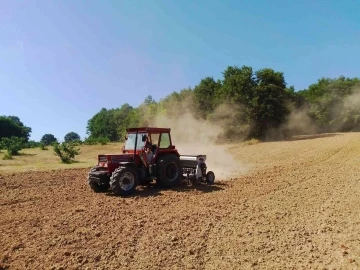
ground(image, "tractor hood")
xmin=100 ymin=154 xmax=135 ymax=163
xmin=97 ymin=153 xmax=142 ymax=171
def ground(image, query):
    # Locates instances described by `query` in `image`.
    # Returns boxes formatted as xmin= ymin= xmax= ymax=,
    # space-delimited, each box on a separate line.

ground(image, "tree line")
xmin=0 ymin=115 xmax=83 ymax=160
xmin=1 ymin=65 xmax=360 ymax=153
xmin=0 ymin=117 xmax=83 ymax=148
xmin=86 ymin=65 xmax=360 ymax=142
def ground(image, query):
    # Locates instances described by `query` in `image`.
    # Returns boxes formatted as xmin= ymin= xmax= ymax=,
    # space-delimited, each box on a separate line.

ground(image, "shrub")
xmin=53 ymin=142 xmax=80 ymax=164
xmin=99 ymin=137 xmax=109 ymax=145
xmin=2 ymin=152 xmax=13 ymax=160
xmin=0 ymin=136 xmax=25 ymax=156
xmin=83 ymin=137 xmax=98 ymax=145
xmin=83 ymin=137 xmax=109 ymax=145
xmin=70 ymin=139 xmax=83 ymax=146
xmin=25 ymin=140 xmax=43 ymax=148
xmin=40 ymin=142 xmax=48 ymax=150
xmin=243 ymin=138 xmax=260 ymax=146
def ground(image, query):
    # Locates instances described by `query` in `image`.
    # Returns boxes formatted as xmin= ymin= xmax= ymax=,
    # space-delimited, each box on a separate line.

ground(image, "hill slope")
xmin=1 ymin=132 xmax=359 ymax=269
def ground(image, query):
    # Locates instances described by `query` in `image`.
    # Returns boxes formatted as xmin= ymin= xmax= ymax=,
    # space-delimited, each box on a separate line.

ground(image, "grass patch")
xmin=2 ymin=152 xmax=13 ymax=160
xmin=0 ymin=143 xmax=124 ymax=173
xmin=242 ymin=138 xmax=260 ymax=146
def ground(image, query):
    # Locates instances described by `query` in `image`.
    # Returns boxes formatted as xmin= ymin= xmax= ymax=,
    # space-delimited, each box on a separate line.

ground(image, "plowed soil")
xmin=1 ymin=132 xmax=360 ymax=269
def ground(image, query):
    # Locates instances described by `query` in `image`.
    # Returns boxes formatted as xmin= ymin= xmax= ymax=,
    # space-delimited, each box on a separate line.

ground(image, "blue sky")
xmin=1 ymin=0 xmax=359 ymax=141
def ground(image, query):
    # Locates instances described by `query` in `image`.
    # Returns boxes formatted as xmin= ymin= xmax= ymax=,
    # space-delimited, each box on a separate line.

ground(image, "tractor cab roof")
xmin=126 ymin=127 xmax=171 ymax=134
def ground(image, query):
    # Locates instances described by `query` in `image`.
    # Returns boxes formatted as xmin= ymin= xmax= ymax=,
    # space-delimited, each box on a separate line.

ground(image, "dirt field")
xmin=1 ymin=132 xmax=360 ymax=269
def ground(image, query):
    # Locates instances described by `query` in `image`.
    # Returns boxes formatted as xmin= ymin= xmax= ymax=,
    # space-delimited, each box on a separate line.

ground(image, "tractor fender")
xmin=118 ymin=161 xmax=137 ymax=168
xmin=118 ymin=161 xmax=146 ymax=183
xmin=154 ymin=150 xmax=180 ymax=162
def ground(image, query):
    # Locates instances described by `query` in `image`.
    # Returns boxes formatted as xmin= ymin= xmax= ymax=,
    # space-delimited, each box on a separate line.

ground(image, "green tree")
xmin=285 ymin=85 xmax=307 ymax=109
xmin=144 ymin=95 xmax=156 ymax=105
xmin=211 ymin=65 xmax=257 ymax=139
xmin=210 ymin=65 xmax=291 ymax=140
xmin=193 ymin=77 xmax=221 ymax=119
xmin=157 ymin=88 xmax=195 ymax=119
xmin=41 ymin=134 xmax=58 ymax=145
xmin=86 ymin=104 xmax=140 ymax=142
xmin=301 ymin=76 xmax=360 ymax=132
xmin=0 ymin=115 xmax=32 ymax=141
xmin=113 ymin=103 xmax=140 ymax=139
xmin=250 ymin=68 xmax=290 ymax=139
xmin=64 ymin=132 xmax=81 ymax=143
xmin=137 ymin=95 xmax=158 ymax=126
xmin=86 ymin=108 xmax=118 ymax=141
xmin=217 ymin=65 xmax=257 ymax=105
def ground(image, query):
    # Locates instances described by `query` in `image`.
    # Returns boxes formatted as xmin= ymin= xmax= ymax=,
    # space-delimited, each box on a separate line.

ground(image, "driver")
xmin=145 ymin=147 xmax=154 ymax=163
xmin=145 ymin=146 xmax=155 ymax=177
xmin=144 ymin=136 xmax=152 ymax=149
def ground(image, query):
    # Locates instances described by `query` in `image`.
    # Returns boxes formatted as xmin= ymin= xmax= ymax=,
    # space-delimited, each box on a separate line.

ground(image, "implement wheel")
xmin=206 ymin=171 xmax=215 ymax=185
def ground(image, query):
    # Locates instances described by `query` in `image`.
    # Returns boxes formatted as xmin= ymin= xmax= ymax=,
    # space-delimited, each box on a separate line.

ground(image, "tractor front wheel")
xmin=110 ymin=166 xmax=138 ymax=196
xmin=156 ymin=154 xmax=182 ymax=188
xmin=89 ymin=181 xmax=109 ymax=192
xmin=87 ymin=166 xmax=109 ymax=192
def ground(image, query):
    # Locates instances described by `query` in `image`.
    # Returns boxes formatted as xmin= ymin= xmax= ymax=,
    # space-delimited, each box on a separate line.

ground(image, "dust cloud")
xmin=266 ymin=104 xmax=320 ymax=140
xmin=334 ymin=86 xmax=360 ymax=132
xmin=285 ymin=106 xmax=319 ymax=135
xmin=271 ymin=85 xmax=360 ymax=139
xmin=149 ymin=109 xmax=249 ymax=180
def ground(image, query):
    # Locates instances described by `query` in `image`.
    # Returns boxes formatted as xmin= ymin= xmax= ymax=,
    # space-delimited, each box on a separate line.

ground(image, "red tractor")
xmin=87 ymin=127 xmax=215 ymax=196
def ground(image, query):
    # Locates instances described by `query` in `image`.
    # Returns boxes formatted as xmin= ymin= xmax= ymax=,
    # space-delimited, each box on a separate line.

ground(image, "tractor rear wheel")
xmin=110 ymin=166 xmax=138 ymax=196
xmin=156 ymin=154 xmax=182 ymax=188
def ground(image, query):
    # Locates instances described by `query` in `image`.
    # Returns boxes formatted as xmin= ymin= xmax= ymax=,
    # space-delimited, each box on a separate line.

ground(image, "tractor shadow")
xmin=104 ymin=181 xmax=226 ymax=199
xmin=171 ymin=182 xmax=226 ymax=194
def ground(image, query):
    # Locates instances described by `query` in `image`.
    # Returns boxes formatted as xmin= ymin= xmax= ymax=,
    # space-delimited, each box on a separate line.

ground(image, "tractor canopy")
xmin=126 ymin=127 xmax=171 ymax=133
xmin=123 ymin=127 xmax=175 ymax=152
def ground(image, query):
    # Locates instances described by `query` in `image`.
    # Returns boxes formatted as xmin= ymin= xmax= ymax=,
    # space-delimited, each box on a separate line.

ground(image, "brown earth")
xmin=1 ymin=132 xmax=360 ymax=269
